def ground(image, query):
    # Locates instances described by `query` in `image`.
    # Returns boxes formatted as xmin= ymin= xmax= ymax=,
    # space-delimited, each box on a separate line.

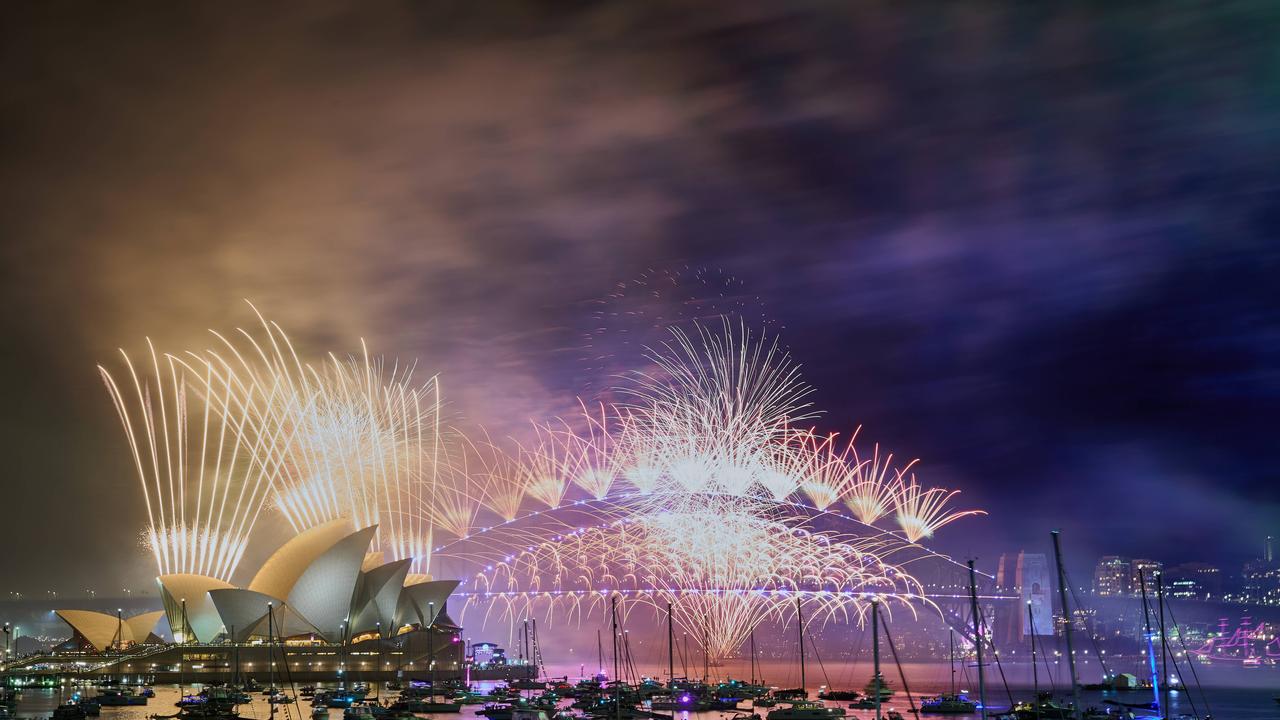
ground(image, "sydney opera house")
xmin=45 ymin=519 xmax=470 ymax=682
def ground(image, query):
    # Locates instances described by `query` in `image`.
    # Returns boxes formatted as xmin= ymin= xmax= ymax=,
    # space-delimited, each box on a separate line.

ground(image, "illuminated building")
xmin=1238 ymin=559 xmax=1280 ymax=606
xmin=54 ymin=610 xmax=165 ymax=653
xmin=54 ymin=519 xmax=461 ymax=650
xmin=1129 ymin=559 xmax=1163 ymax=593
xmin=1093 ymin=556 xmax=1131 ymax=597
xmin=1164 ymin=562 xmax=1222 ymax=600
xmin=470 ymin=642 xmax=507 ymax=667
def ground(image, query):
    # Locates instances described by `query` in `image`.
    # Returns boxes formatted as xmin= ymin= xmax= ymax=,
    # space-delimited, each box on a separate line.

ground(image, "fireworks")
xmin=99 ymin=341 xmax=274 ymax=580
xmin=844 ymin=443 xmax=913 ymax=525
xmin=449 ymin=320 xmax=982 ymax=659
xmin=468 ymin=496 xmax=928 ymax=660
xmin=102 ymin=307 xmax=446 ymax=577
xmin=102 ymin=305 xmax=984 ymax=659
xmin=891 ymin=475 xmax=985 ymax=543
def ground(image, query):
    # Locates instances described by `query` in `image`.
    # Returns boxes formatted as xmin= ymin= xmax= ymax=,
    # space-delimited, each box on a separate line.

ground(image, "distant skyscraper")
xmin=1130 ymin=559 xmax=1163 ymax=594
xmin=1240 ymin=557 xmax=1280 ymax=606
xmin=1164 ymin=562 xmax=1222 ymax=599
xmin=1267 ymin=535 xmax=1274 ymax=564
xmin=1094 ymin=556 xmax=1131 ymax=597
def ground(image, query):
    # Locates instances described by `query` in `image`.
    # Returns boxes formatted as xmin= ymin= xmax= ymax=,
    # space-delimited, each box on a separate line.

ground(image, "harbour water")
xmin=10 ymin=671 xmax=1280 ymax=717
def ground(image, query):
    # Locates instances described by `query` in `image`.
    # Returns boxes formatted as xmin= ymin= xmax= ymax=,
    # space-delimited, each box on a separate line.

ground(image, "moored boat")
xmin=766 ymin=702 xmax=845 ymax=720
xmin=920 ymin=695 xmax=978 ymax=714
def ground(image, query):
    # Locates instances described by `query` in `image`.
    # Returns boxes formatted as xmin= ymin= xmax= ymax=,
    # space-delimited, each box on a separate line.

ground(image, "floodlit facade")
xmin=56 ymin=610 xmax=165 ymax=652
xmin=157 ymin=574 xmax=236 ymax=643
xmin=59 ymin=521 xmax=459 ymax=651
xmin=1093 ymin=556 xmax=1131 ymax=597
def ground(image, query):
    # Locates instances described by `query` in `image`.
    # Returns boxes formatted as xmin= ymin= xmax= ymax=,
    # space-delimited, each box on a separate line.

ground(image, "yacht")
xmin=766 ymin=702 xmax=846 ymax=720
xmin=863 ymin=674 xmax=893 ymax=701
xmin=920 ymin=695 xmax=978 ymax=714
xmin=52 ymin=705 xmax=88 ymax=720
xmin=97 ymin=688 xmax=148 ymax=706
xmin=343 ymin=705 xmax=377 ymax=720
xmin=1012 ymin=694 xmax=1074 ymax=720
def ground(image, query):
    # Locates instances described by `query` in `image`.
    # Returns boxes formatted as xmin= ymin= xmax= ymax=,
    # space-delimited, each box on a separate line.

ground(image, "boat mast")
xmin=597 ymin=629 xmax=604 ymax=678
xmin=532 ymin=618 xmax=542 ymax=680
xmin=1027 ymin=602 xmax=1038 ymax=716
xmin=179 ymin=598 xmax=187 ymax=696
xmin=1050 ymin=531 xmax=1082 ymax=720
xmin=611 ymin=596 xmax=620 ymax=682
xmin=1156 ymin=572 xmax=1170 ymax=718
xmin=114 ymin=607 xmax=123 ymax=683
xmin=872 ymin=598 xmax=881 ymax=720
xmin=967 ymin=560 xmax=986 ymax=720
xmin=949 ymin=629 xmax=955 ymax=696
xmin=667 ymin=601 xmax=675 ymax=685
xmin=611 ymin=595 xmax=621 ymax=720
xmin=683 ymin=633 xmax=689 ymax=679
xmin=268 ymin=604 xmax=275 ymax=720
xmin=523 ymin=619 xmax=532 ymax=675
xmin=1137 ymin=571 xmax=1160 ymax=716
xmin=428 ymin=603 xmax=436 ymax=700
xmin=702 ymin=620 xmax=709 ymax=682
xmin=796 ymin=595 xmax=805 ymax=695
xmin=750 ymin=631 xmax=756 ymax=686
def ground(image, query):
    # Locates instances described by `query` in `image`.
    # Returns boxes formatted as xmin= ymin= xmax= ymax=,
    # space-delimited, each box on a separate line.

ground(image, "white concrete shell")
xmin=285 ymin=525 xmax=377 ymax=642
xmin=395 ymin=579 xmax=459 ymax=629
xmin=350 ymin=558 xmax=411 ymax=637
xmin=124 ymin=610 xmax=165 ymax=642
xmin=157 ymin=574 xmax=235 ymax=643
xmin=55 ymin=610 xmax=165 ymax=652
xmin=208 ymin=588 xmax=322 ymax=642
xmin=248 ymin=518 xmax=355 ymax=601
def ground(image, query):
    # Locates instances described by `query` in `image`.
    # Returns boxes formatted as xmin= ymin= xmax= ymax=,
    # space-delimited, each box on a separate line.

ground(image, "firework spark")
xmin=104 ymin=306 xmax=984 ymax=657
xmin=100 ymin=342 xmax=277 ymax=580
xmin=891 ymin=475 xmax=986 ymax=543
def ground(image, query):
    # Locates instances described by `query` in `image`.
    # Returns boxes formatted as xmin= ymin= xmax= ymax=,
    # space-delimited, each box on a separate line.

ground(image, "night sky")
xmin=2 ymin=2 xmax=1279 ymax=594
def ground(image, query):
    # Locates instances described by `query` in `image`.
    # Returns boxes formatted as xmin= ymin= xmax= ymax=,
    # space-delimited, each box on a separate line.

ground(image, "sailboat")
xmin=920 ymin=631 xmax=976 ymax=714
xmin=846 ymin=600 xmax=896 ymax=715
xmin=767 ymin=598 xmax=844 ymax=720
xmin=862 ymin=675 xmax=893 ymax=702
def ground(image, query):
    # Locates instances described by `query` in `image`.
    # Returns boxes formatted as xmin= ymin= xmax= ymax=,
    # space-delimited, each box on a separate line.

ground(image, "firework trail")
xmin=99 ymin=342 xmax=279 ymax=580
xmin=103 ymin=303 xmax=983 ymax=658
xmin=449 ymin=319 xmax=981 ymax=660
xmin=104 ymin=306 xmax=448 ymax=576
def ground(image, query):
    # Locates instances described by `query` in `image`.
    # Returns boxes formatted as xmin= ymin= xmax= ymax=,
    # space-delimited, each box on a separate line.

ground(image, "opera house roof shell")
xmin=58 ymin=520 xmax=459 ymax=648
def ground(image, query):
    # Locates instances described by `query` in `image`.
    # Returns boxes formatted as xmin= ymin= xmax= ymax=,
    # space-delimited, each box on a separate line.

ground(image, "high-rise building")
xmin=1240 ymin=558 xmax=1280 ymax=606
xmin=1164 ymin=562 xmax=1222 ymax=600
xmin=1267 ymin=535 xmax=1274 ymax=564
xmin=1130 ymin=559 xmax=1163 ymax=593
xmin=1093 ymin=556 xmax=1131 ymax=597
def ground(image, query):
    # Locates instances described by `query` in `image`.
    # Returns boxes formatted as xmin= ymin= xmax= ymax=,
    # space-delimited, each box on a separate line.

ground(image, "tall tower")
xmin=1266 ymin=535 xmax=1274 ymax=564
